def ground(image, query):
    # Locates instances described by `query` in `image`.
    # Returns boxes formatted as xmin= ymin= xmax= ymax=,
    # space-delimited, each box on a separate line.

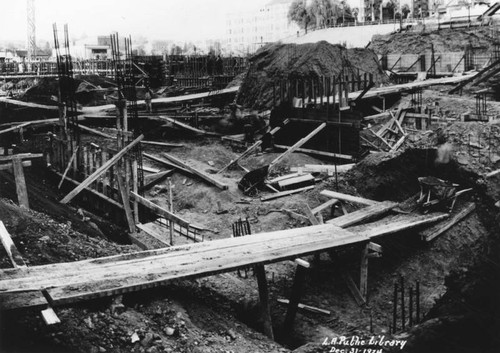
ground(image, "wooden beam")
xmin=267 ymin=172 xmax=303 ymax=184
xmin=320 ymin=190 xmax=379 ymax=206
xmin=136 ymin=223 xmax=171 ymax=247
xmin=117 ymin=172 xmax=136 ymax=234
xmin=269 ymin=123 xmax=326 ymax=171
xmin=485 ymin=169 xmax=500 ymax=179
xmin=41 ymin=307 xmax=61 ymax=325
xmin=130 ymin=191 xmax=191 ymax=229
xmin=0 ymin=161 xmax=31 ymax=171
xmin=141 ymin=170 xmax=175 ymax=191
xmin=277 ymin=174 xmax=314 ymax=189
xmin=58 ymin=147 xmax=79 ymax=189
xmin=0 ymin=122 xmax=31 ymax=136
xmin=290 ymin=164 xmax=355 ymax=174
xmin=140 ymin=165 xmax=161 ymax=173
xmin=254 ymin=265 xmax=274 ymax=340
xmin=161 ymin=153 xmax=228 ymax=190
xmin=304 ymin=205 xmax=320 ymax=225
xmin=52 ymin=170 xmax=123 ymax=209
xmin=311 ymin=198 xmax=339 ymax=215
xmin=261 ymin=185 xmax=315 ymax=202
xmin=0 ymin=221 xmax=27 ymax=269
xmin=77 ymin=124 xmax=114 ymax=139
xmin=343 ymin=274 xmax=366 ymax=306
xmin=360 ymin=244 xmax=369 ymax=301
xmin=12 ymin=157 xmax=29 ymax=209
xmin=273 ymin=145 xmax=354 ymax=161
xmin=143 ymin=152 xmax=190 ymax=174
xmin=327 ymin=201 xmax=397 ymax=228
xmin=0 ymin=153 xmax=43 ymax=162
xmin=217 ymin=119 xmax=290 ymax=174
xmin=61 ymin=134 xmax=144 ymax=204
xmin=420 ymin=203 xmax=475 ymax=242
xmin=355 ymin=213 xmax=449 ymax=239
xmin=277 ymin=298 xmax=330 ymax=315
xmin=141 ymin=140 xmax=184 ymax=148
xmin=158 ymin=115 xmax=220 ymax=136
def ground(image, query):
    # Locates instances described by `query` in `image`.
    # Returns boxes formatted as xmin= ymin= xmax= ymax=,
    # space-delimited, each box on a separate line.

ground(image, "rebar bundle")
xmin=52 ymin=23 xmax=80 ymax=147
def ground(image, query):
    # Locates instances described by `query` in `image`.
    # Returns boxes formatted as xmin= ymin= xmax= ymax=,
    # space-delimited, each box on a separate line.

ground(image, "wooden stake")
xmin=254 ymin=265 xmax=274 ymax=340
xmin=12 ymin=157 xmax=29 ymax=209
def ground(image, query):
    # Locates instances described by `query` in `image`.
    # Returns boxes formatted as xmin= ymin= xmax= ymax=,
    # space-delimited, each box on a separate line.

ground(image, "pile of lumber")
xmin=363 ymin=105 xmax=408 ymax=152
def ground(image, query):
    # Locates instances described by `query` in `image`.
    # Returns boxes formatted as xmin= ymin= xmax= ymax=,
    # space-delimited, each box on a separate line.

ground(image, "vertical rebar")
xmin=392 ymin=282 xmax=398 ymax=333
xmin=416 ymin=281 xmax=420 ymax=323
xmin=409 ymin=286 xmax=413 ymax=327
xmin=400 ymin=276 xmax=405 ymax=331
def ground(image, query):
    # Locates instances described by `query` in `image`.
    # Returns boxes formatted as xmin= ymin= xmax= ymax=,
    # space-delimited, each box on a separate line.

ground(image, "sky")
xmin=0 ymin=0 xmax=270 ymax=45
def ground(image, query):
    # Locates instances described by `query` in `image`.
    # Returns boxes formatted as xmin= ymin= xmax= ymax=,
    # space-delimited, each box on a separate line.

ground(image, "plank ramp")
xmin=0 ymin=224 xmax=367 ymax=310
xmin=320 ymin=190 xmax=380 ymax=206
xmin=349 ymin=213 xmax=449 ymax=239
xmin=326 ymin=201 xmax=398 ymax=228
xmin=420 ymin=203 xmax=475 ymax=242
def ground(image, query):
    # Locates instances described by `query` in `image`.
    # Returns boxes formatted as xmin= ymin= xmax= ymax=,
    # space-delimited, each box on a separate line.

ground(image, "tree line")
xmin=288 ymin=0 xmax=412 ymax=31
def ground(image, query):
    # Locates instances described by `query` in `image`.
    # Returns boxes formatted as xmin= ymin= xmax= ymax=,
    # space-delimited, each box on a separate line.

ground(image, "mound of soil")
xmin=18 ymin=76 xmax=117 ymax=106
xmin=370 ymin=27 xmax=498 ymax=55
xmin=237 ymin=41 xmax=388 ymax=110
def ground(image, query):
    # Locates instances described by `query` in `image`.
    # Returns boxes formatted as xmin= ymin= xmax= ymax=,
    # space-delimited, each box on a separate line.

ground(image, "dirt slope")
xmin=370 ymin=27 xmax=498 ymax=55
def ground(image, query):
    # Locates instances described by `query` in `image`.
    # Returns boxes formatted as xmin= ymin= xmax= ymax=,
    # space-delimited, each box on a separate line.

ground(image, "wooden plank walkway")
xmin=327 ymin=201 xmax=398 ymax=228
xmin=0 ymin=224 xmax=367 ymax=310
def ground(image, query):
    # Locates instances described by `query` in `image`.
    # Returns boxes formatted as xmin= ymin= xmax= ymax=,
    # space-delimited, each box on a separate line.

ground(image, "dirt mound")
xmin=237 ymin=41 xmax=388 ymax=110
xmin=18 ymin=76 xmax=117 ymax=106
xmin=370 ymin=27 xmax=498 ymax=55
xmin=0 ymin=198 xmax=137 ymax=268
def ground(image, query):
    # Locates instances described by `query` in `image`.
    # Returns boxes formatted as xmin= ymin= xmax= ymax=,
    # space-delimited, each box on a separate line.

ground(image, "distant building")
xmin=225 ymin=0 xmax=300 ymax=55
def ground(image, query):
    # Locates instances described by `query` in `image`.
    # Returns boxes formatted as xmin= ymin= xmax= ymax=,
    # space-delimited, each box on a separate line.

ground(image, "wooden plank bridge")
xmin=0 ymin=209 xmax=447 ymax=311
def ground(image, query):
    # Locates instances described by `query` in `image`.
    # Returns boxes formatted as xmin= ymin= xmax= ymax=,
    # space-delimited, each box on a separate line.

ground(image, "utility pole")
xmin=27 ymin=0 xmax=36 ymax=61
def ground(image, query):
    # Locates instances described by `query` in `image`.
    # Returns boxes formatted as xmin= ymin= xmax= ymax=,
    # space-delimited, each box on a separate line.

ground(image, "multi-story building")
xmin=225 ymin=0 xmax=300 ymax=55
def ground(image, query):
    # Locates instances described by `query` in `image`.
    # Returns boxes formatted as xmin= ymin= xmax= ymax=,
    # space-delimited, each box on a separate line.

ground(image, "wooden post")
xmin=117 ymin=171 xmax=136 ymax=234
xmin=360 ymin=243 xmax=369 ymax=301
xmin=0 ymin=221 xmax=27 ymax=268
xmin=254 ymin=264 xmax=275 ymax=340
xmin=12 ymin=157 xmax=29 ymax=209
xmin=168 ymin=178 xmax=174 ymax=246
xmin=132 ymin=159 xmax=139 ymax=224
xmin=284 ymin=259 xmax=309 ymax=333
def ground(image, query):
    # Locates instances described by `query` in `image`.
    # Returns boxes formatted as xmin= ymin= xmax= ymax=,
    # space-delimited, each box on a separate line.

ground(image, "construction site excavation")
xmin=1 ymin=1 xmax=500 ymax=352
